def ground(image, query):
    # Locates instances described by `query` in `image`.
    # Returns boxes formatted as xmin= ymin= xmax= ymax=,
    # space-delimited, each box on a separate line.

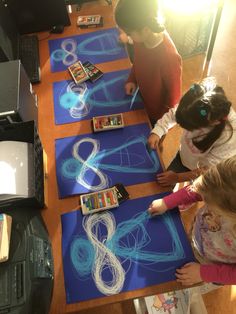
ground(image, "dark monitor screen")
xmin=0 ymin=1 xmax=19 ymax=62
xmin=0 ymin=0 xmax=71 ymax=63
xmin=5 ymin=0 xmax=71 ymax=34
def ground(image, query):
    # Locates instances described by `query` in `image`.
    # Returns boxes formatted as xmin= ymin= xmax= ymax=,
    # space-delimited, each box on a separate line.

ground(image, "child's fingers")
xmin=157 ymin=177 xmax=166 ymax=183
xmin=148 ymin=138 xmax=157 ymax=150
xmin=156 ymin=174 xmax=168 ymax=184
xmin=153 ymin=141 xmax=159 ymax=150
xmin=148 ymin=199 xmax=166 ymax=216
xmin=125 ymin=85 xmax=136 ymax=95
xmin=175 ymin=272 xmax=189 ymax=280
xmin=149 ymin=142 xmax=156 ymax=150
xmin=147 ymin=135 xmax=160 ymax=150
xmin=157 ymin=172 xmax=175 ymax=186
xmin=176 ymin=268 xmax=187 ymax=274
xmin=157 ymin=173 xmax=165 ymax=178
xmin=156 ymin=177 xmax=173 ymax=187
xmin=125 ymin=88 xmax=133 ymax=95
xmin=147 ymin=207 xmax=153 ymax=214
xmin=148 ymin=208 xmax=162 ymax=216
xmin=179 ymin=262 xmax=194 ymax=269
xmin=148 ymin=204 xmax=158 ymax=214
xmin=148 ymin=202 xmax=155 ymax=211
xmin=130 ymin=86 xmax=136 ymax=94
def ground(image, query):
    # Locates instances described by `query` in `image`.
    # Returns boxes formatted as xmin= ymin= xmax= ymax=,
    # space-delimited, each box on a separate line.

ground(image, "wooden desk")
xmin=33 ymin=3 xmax=185 ymax=313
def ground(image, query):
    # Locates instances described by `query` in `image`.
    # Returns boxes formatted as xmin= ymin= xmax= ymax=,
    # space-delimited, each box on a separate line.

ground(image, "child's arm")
xmin=118 ymin=32 xmax=133 ymax=45
xmin=157 ymin=168 xmax=203 ymax=186
xmin=176 ymin=262 xmax=236 ymax=285
xmin=151 ymin=107 xmax=177 ymax=138
xmin=161 ymin=47 xmax=182 ymax=109
xmin=176 ymin=169 xmax=203 ymax=182
xmin=127 ymin=65 xmax=136 ymax=85
xmin=163 ymin=185 xmax=202 ymax=209
xmin=148 ymin=185 xmax=202 ymax=215
xmin=200 ymin=263 xmax=236 ymax=285
xmin=148 ymin=107 xmax=177 ymax=151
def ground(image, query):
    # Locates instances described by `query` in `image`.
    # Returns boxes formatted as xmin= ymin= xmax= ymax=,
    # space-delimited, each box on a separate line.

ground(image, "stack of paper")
xmin=0 ymin=213 xmax=12 ymax=263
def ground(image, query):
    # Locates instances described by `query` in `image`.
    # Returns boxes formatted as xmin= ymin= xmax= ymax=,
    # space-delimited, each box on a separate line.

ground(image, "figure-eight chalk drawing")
xmin=58 ymin=73 xmax=139 ymax=119
xmin=70 ymin=210 xmax=185 ymax=295
xmin=61 ymin=135 xmax=160 ymax=191
xmin=51 ymin=32 xmax=124 ymax=67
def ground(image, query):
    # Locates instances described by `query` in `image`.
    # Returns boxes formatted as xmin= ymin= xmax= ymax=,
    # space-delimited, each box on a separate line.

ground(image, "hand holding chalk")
xmin=130 ymin=87 xmax=139 ymax=109
xmin=148 ymin=199 xmax=168 ymax=216
xmin=147 ymin=133 xmax=160 ymax=150
xmin=125 ymin=82 xmax=136 ymax=95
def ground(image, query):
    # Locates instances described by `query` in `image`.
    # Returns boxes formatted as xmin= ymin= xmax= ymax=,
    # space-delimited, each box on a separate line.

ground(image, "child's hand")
xmin=125 ymin=82 xmax=136 ymax=95
xmin=119 ymin=33 xmax=129 ymax=44
xmin=147 ymin=133 xmax=160 ymax=150
xmin=175 ymin=262 xmax=202 ymax=286
xmin=148 ymin=199 xmax=167 ymax=216
xmin=157 ymin=171 xmax=179 ymax=186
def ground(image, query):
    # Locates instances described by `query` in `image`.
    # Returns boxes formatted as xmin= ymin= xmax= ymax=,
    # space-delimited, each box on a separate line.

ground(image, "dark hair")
xmin=175 ymin=81 xmax=232 ymax=152
xmin=114 ymin=0 xmax=165 ymax=33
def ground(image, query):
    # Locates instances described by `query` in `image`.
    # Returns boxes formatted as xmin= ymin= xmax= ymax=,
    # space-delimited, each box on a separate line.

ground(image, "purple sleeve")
xmin=201 ymin=263 xmax=236 ymax=284
xmin=163 ymin=186 xmax=202 ymax=209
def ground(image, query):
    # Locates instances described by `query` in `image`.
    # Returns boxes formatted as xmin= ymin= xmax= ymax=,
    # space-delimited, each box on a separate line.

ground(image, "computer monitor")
xmin=5 ymin=0 xmax=71 ymax=34
xmin=0 ymin=0 xmax=70 ymax=63
xmin=0 ymin=1 xmax=19 ymax=62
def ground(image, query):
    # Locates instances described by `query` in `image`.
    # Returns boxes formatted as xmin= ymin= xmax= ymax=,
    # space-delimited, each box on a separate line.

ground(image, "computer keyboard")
xmin=19 ymin=35 xmax=41 ymax=84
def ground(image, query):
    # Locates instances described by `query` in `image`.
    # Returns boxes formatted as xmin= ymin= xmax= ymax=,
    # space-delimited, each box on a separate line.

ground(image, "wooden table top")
xmin=33 ymin=3 xmax=185 ymax=313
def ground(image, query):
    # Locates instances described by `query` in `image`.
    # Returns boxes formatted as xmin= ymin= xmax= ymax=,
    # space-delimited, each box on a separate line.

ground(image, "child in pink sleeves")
xmin=148 ymin=156 xmax=236 ymax=313
xmin=148 ymin=155 xmax=236 ymax=285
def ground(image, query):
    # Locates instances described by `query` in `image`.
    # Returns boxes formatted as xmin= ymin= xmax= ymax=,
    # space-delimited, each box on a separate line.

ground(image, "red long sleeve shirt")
xmin=127 ymin=31 xmax=182 ymax=122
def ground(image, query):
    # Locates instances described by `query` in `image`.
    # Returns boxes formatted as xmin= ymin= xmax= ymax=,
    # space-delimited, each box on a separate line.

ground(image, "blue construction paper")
xmin=53 ymin=69 xmax=144 ymax=125
xmin=61 ymin=194 xmax=195 ymax=304
xmin=55 ymin=123 xmax=162 ymax=198
xmin=48 ymin=28 xmax=127 ymax=72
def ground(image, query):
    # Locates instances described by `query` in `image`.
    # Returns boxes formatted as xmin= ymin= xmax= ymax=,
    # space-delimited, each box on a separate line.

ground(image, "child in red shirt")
xmin=114 ymin=0 xmax=182 ymax=125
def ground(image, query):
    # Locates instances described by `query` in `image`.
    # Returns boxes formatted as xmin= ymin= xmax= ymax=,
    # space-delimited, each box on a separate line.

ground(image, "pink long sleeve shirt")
xmin=163 ymin=187 xmax=236 ymax=284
